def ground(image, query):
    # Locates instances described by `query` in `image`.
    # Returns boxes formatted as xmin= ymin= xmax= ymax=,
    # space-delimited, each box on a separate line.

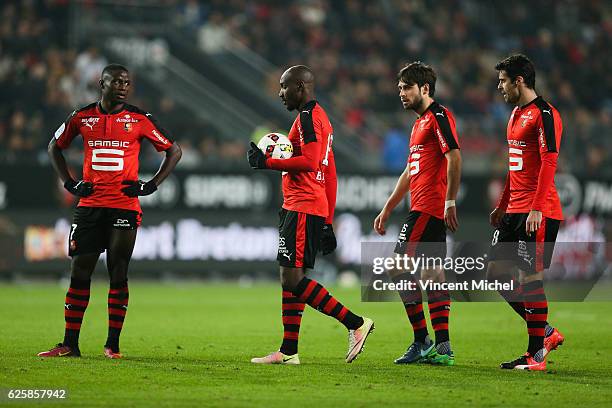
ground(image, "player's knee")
xmin=280 ymin=268 xmax=304 ymax=291
xmin=71 ymin=267 xmax=91 ymax=281
xmin=70 ymin=255 xmax=97 ymax=280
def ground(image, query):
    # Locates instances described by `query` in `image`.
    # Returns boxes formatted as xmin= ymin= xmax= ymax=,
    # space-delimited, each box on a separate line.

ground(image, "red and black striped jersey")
xmin=407 ymin=101 xmax=460 ymax=220
xmin=498 ymin=96 xmax=563 ymax=220
xmin=53 ymin=102 xmax=174 ymax=212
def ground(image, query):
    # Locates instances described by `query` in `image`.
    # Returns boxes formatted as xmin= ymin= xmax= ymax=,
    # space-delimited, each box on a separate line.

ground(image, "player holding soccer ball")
xmin=374 ymin=62 xmax=461 ymax=366
xmin=247 ymin=65 xmax=374 ymax=364
xmin=488 ymin=54 xmax=564 ymax=371
xmin=38 ymin=64 xmax=182 ymax=359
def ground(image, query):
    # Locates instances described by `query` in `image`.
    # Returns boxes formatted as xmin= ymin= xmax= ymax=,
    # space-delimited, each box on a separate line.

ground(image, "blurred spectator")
xmin=74 ymin=45 xmax=107 ymax=105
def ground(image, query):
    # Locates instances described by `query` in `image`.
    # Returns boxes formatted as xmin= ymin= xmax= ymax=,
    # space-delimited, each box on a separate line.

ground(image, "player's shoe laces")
xmin=346 ymin=317 xmax=375 ymax=363
xmin=104 ymin=347 xmax=123 ymax=359
xmin=394 ymin=338 xmax=435 ymax=364
xmin=37 ymin=343 xmax=81 ymax=357
xmin=500 ymin=350 xmax=546 ymax=371
xmin=424 ymin=342 xmax=455 ymax=366
xmin=544 ymin=327 xmax=564 ymax=356
xmin=250 ymin=351 xmax=300 ymax=365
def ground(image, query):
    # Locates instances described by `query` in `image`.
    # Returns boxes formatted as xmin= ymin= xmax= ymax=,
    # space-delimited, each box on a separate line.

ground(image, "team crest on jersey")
xmin=81 ymin=117 xmax=100 ymax=130
xmin=520 ymin=110 xmax=533 ymax=127
xmin=124 ymin=122 xmax=133 ymax=132
xmin=419 ymin=115 xmax=430 ymax=130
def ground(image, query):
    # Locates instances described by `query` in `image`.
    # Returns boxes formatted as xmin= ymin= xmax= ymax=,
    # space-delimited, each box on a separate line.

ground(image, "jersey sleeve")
xmin=323 ymin=147 xmax=337 ymax=224
xmin=53 ymin=111 xmax=80 ymax=149
xmin=266 ymin=107 xmax=322 ymax=172
xmin=535 ymin=105 xmax=561 ymax=153
xmin=432 ymin=108 xmax=460 ymax=154
xmin=140 ymin=113 xmax=174 ymax=151
xmin=531 ymin=106 xmax=562 ymax=211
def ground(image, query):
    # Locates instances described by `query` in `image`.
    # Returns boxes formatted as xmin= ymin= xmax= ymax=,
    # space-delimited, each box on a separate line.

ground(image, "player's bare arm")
xmin=444 ymin=149 xmax=461 ymax=232
xmin=490 ymin=173 xmax=510 ymax=227
xmin=48 ymin=137 xmax=93 ymax=197
xmin=374 ymin=164 xmax=410 ymax=235
xmin=123 ymin=142 xmax=183 ymax=197
xmin=152 ymin=143 xmax=182 ymax=187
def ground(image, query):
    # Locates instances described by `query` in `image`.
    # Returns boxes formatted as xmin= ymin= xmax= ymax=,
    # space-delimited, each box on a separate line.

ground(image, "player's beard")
xmin=405 ymin=94 xmax=423 ymax=111
xmin=504 ymin=85 xmax=519 ymax=105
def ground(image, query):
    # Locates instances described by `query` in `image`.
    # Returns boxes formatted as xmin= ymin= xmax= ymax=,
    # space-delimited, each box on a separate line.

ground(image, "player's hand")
xmin=64 ymin=178 xmax=93 ymax=197
xmin=444 ymin=205 xmax=459 ymax=232
xmin=121 ymin=180 xmax=157 ymax=197
xmin=374 ymin=209 xmax=390 ymax=235
xmin=247 ymin=142 xmax=267 ymax=169
xmin=489 ymin=207 xmax=506 ymax=228
xmin=320 ymin=224 xmax=337 ymax=255
xmin=525 ymin=210 xmax=542 ymax=236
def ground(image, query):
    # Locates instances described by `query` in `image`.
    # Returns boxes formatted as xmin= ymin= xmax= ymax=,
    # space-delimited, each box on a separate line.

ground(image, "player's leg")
xmin=103 ymin=210 xmax=139 ymax=358
xmin=419 ymin=215 xmax=453 ymax=364
xmin=250 ymin=269 xmax=305 ymax=365
xmin=252 ymin=209 xmax=306 ymax=364
xmin=38 ymin=207 xmax=104 ymax=357
xmin=500 ymin=217 xmax=562 ymax=370
xmin=392 ymin=211 xmax=435 ymax=364
xmin=487 ymin=214 xmax=528 ymax=319
xmin=282 ymin=210 xmax=372 ymax=362
xmin=423 ymin=267 xmax=454 ymax=365
xmin=281 ymin=265 xmax=373 ymax=363
xmin=279 ymin=270 xmax=306 ymax=358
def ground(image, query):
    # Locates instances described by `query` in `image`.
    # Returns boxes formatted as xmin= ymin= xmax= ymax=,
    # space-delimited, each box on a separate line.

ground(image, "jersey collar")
xmin=300 ymin=100 xmax=317 ymax=111
xmin=518 ymin=96 xmax=542 ymax=110
xmin=419 ymin=100 xmax=438 ymax=117
xmin=97 ymin=101 xmax=126 ymax=115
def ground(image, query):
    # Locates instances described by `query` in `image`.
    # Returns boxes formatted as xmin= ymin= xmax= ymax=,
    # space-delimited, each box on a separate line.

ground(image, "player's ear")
xmin=422 ymin=83 xmax=429 ymax=96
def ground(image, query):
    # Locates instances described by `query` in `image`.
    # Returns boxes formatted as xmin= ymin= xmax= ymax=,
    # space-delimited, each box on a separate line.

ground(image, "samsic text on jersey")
xmin=505 ymin=96 xmax=563 ymax=220
xmin=53 ymin=102 xmax=174 ymax=212
xmin=408 ymin=101 xmax=460 ymax=220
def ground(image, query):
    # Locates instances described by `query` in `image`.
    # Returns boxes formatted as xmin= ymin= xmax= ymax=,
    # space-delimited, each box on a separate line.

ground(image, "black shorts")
xmin=277 ymin=209 xmax=324 ymax=269
xmin=69 ymin=207 xmax=142 ymax=256
xmin=394 ymin=211 xmax=446 ymax=257
xmin=488 ymin=213 xmax=561 ymax=272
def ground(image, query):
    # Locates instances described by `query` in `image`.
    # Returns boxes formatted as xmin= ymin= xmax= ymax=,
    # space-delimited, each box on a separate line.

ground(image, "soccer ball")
xmin=257 ymin=133 xmax=293 ymax=159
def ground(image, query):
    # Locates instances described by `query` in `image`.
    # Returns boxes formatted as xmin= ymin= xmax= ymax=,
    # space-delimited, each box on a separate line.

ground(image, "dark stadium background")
xmin=0 ymin=0 xmax=610 ymax=282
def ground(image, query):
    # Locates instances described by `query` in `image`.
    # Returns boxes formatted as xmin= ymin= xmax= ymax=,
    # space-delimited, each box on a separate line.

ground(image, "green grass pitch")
xmin=1 ymin=283 xmax=611 ymax=407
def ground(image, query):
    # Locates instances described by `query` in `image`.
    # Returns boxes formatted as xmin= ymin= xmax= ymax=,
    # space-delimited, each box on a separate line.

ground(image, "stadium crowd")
xmin=1 ymin=0 xmax=610 ymax=175
xmin=179 ymin=0 xmax=611 ymax=174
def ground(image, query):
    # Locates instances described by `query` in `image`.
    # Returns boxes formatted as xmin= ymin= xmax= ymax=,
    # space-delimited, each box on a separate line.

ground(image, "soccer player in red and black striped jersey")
xmin=38 ymin=64 xmax=182 ymax=359
xmin=374 ymin=62 xmax=462 ymax=366
xmin=247 ymin=65 xmax=374 ymax=364
xmin=488 ymin=54 xmax=564 ymax=371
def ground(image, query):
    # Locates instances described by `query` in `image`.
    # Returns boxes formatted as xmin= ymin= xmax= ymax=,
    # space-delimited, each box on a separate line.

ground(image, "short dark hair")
xmin=495 ymin=54 xmax=535 ymax=89
xmin=101 ymin=63 xmax=129 ymax=78
xmin=397 ymin=61 xmax=436 ymax=97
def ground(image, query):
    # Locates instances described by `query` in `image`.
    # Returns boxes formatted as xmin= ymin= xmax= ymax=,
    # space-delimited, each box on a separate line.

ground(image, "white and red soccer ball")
xmin=257 ymin=133 xmax=293 ymax=159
